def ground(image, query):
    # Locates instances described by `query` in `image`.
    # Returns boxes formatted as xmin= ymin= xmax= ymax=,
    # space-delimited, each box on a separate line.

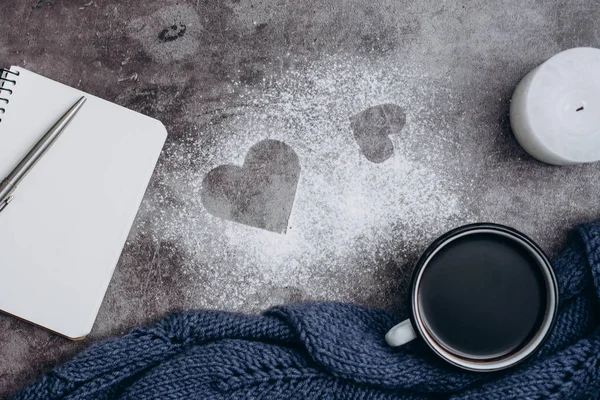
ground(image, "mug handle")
xmin=385 ymin=319 xmax=418 ymax=347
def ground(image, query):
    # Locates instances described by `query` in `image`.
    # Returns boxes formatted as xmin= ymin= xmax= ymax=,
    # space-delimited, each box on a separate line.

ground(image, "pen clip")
xmin=0 ymin=196 xmax=13 ymax=213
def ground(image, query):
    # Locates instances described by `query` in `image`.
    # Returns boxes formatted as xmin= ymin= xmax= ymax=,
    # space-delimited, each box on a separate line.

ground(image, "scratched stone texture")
xmin=1 ymin=0 xmax=600 ymax=396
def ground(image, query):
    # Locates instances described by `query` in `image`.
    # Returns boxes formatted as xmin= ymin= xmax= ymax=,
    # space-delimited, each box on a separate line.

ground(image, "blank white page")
xmin=0 ymin=67 xmax=166 ymax=339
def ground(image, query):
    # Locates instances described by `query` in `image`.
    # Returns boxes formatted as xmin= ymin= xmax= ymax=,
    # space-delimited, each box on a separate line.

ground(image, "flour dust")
xmin=132 ymin=54 xmax=474 ymax=312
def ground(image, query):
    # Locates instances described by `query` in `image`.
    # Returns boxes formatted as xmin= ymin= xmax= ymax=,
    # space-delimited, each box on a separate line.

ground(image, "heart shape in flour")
xmin=350 ymin=103 xmax=406 ymax=163
xmin=201 ymin=140 xmax=301 ymax=234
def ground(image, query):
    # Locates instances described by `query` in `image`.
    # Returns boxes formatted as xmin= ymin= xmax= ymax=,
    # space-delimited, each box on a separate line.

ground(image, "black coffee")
xmin=418 ymin=232 xmax=547 ymax=359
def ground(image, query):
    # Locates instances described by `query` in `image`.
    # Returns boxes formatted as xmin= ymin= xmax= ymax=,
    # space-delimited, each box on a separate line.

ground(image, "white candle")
xmin=510 ymin=47 xmax=600 ymax=165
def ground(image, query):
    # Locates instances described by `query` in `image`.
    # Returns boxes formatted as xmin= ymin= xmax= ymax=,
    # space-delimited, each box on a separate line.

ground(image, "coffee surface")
xmin=418 ymin=232 xmax=547 ymax=359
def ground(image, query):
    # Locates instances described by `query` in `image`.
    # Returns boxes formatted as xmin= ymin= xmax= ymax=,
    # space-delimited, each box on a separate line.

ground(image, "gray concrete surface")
xmin=1 ymin=0 xmax=599 ymax=396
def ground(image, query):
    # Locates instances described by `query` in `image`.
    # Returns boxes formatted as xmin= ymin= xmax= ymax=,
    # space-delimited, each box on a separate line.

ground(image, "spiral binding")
xmin=0 ymin=68 xmax=20 ymax=123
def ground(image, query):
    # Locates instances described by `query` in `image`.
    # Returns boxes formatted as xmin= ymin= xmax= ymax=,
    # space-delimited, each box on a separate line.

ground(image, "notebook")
xmin=0 ymin=67 xmax=167 ymax=339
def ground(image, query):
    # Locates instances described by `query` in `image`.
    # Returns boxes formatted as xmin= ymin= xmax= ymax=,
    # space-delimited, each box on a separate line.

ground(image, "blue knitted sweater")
xmin=14 ymin=221 xmax=600 ymax=399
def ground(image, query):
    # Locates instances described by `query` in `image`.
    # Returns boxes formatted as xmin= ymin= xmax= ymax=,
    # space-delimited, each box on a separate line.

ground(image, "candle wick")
xmin=576 ymin=106 xmax=584 ymax=112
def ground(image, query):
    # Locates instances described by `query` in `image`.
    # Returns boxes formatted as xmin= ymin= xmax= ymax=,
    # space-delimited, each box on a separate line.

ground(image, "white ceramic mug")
xmin=385 ymin=223 xmax=559 ymax=372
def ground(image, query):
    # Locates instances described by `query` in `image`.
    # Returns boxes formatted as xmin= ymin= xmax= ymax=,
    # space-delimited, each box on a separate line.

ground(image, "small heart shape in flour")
xmin=201 ymin=139 xmax=301 ymax=234
xmin=350 ymin=104 xmax=406 ymax=163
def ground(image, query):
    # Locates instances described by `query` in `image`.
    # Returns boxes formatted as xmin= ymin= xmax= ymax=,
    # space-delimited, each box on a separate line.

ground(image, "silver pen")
xmin=0 ymin=96 xmax=87 ymax=213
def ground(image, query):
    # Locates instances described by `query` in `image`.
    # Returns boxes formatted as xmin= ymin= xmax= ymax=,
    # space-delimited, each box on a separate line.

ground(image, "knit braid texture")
xmin=13 ymin=221 xmax=600 ymax=399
